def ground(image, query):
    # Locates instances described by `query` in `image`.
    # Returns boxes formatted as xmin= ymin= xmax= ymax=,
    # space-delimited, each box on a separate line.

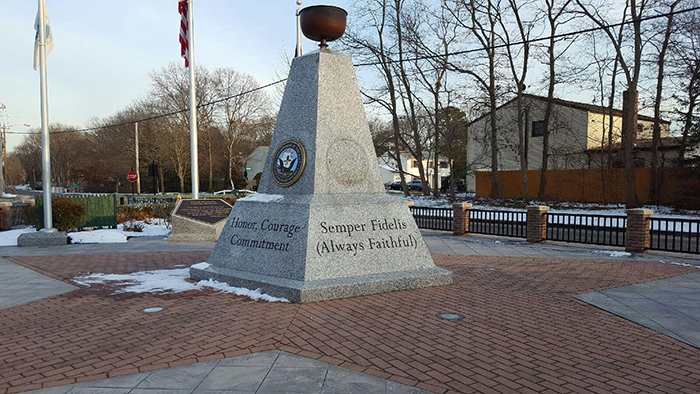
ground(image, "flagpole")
xmin=295 ymin=1 xmax=303 ymax=57
xmin=187 ymin=0 xmax=199 ymax=199
xmin=38 ymin=0 xmax=54 ymax=231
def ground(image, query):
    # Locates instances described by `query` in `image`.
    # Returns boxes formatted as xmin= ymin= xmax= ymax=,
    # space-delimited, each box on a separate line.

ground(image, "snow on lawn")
xmin=73 ymin=266 xmax=289 ymax=302
xmin=0 ymin=228 xmax=35 ymax=246
xmin=68 ymin=219 xmax=171 ymax=244
xmin=118 ymin=219 xmax=171 ymax=237
xmin=2 ymin=193 xmax=18 ymax=198
xmin=69 ymin=230 xmax=127 ymax=244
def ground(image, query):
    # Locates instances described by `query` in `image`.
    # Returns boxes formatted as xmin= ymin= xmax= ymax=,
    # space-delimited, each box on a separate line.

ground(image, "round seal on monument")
xmin=327 ymin=138 xmax=368 ymax=186
xmin=272 ymin=140 xmax=306 ymax=187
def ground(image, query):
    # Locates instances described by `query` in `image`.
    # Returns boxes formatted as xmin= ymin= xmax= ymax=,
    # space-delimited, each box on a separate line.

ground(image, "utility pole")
xmin=0 ymin=109 xmax=5 ymax=198
xmin=135 ymin=122 xmax=141 ymax=195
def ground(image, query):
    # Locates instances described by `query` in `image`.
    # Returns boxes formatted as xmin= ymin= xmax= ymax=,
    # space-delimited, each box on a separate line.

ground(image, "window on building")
xmin=532 ymin=120 xmax=546 ymax=137
xmin=427 ymin=161 xmax=434 ymax=168
xmin=439 ymin=161 xmax=449 ymax=169
xmin=411 ymin=160 xmax=419 ymax=168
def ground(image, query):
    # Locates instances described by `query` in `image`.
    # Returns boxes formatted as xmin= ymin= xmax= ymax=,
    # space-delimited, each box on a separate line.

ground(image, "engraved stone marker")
xmin=168 ymin=199 xmax=233 ymax=242
xmin=190 ymin=7 xmax=451 ymax=302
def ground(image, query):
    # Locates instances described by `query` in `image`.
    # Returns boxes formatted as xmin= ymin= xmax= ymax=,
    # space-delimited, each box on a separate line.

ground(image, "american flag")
xmin=178 ymin=1 xmax=189 ymax=68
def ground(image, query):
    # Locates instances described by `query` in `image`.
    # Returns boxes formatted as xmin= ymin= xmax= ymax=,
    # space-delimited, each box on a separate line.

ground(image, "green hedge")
xmin=35 ymin=195 xmax=117 ymax=230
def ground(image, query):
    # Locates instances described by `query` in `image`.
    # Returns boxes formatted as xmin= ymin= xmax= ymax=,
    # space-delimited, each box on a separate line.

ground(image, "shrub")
xmin=122 ymin=220 xmax=145 ymax=232
xmin=52 ymin=198 xmax=87 ymax=232
xmin=117 ymin=202 xmax=176 ymax=227
xmin=252 ymin=173 xmax=262 ymax=191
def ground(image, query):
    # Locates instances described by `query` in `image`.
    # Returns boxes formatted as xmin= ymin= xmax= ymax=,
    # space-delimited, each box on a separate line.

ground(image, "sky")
xmin=0 ymin=0 xmax=351 ymax=152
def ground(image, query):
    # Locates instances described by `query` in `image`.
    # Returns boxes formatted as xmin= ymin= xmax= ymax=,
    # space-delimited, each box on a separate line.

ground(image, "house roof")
xmin=467 ymin=94 xmax=671 ymax=127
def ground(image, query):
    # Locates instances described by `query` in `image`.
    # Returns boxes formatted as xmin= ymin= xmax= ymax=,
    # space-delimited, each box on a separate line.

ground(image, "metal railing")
xmin=469 ymin=209 xmax=527 ymax=238
xmin=546 ymin=213 xmax=626 ymax=246
xmin=409 ymin=206 xmax=453 ymax=231
xmin=648 ymin=217 xmax=700 ymax=254
xmin=11 ymin=204 xmax=30 ymax=227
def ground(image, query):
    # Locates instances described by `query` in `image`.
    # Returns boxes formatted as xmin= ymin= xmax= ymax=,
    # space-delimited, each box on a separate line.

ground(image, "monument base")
xmin=190 ymin=264 xmax=452 ymax=303
xmin=18 ymin=231 xmax=68 ymax=247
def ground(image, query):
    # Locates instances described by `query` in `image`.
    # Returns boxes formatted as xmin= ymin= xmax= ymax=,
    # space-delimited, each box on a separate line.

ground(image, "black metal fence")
xmin=546 ymin=213 xmax=626 ymax=246
xmin=11 ymin=204 xmax=30 ymax=227
xmin=648 ymin=217 xmax=700 ymax=254
xmin=409 ymin=206 xmax=453 ymax=231
xmin=469 ymin=209 xmax=527 ymax=238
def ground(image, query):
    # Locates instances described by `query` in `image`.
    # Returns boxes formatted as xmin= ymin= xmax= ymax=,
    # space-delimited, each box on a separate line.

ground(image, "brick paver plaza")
xmin=1 ymin=251 xmax=700 ymax=393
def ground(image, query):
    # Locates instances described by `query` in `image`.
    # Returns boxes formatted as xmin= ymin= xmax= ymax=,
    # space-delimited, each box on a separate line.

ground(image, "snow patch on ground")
xmin=593 ymin=250 xmax=632 ymax=258
xmin=69 ymin=230 xmax=128 ymax=244
xmin=66 ymin=220 xmax=171 ymax=244
xmin=191 ymin=262 xmax=210 ymax=270
xmin=118 ymin=219 xmax=171 ymax=237
xmin=0 ymin=228 xmax=35 ymax=246
xmin=658 ymin=260 xmax=700 ymax=269
xmin=239 ymin=193 xmax=284 ymax=203
xmin=73 ymin=268 xmax=289 ymax=302
xmin=2 ymin=193 xmax=18 ymax=198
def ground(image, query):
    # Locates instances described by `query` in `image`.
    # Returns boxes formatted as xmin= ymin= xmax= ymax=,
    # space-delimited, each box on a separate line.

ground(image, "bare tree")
xmin=668 ymin=6 xmax=700 ymax=164
xmin=447 ymin=0 xmax=504 ymax=198
xmin=345 ymin=0 xmax=411 ymax=196
xmin=497 ymin=0 xmax=538 ymax=199
xmin=648 ymin=0 xmax=681 ymax=205
xmin=406 ymin=0 xmax=458 ymax=197
xmin=576 ymin=0 xmax=650 ymax=207
xmin=537 ymin=0 xmax=575 ymax=200
xmin=212 ymin=68 xmax=269 ymax=190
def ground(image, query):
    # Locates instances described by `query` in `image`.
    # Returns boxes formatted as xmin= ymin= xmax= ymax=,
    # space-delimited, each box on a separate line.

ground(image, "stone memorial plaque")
xmin=174 ymin=199 xmax=232 ymax=225
xmin=168 ymin=199 xmax=233 ymax=243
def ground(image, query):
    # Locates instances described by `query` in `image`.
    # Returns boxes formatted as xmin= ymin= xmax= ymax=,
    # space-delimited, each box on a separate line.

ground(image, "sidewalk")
xmin=1 ymin=232 xmax=699 ymax=393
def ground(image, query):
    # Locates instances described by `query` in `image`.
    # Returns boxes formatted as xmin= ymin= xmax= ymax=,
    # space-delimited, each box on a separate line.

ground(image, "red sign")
xmin=127 ymin=171 xmax=138 ymax=182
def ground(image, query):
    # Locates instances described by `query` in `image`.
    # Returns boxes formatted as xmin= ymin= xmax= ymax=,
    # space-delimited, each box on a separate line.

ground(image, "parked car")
xmin=441 ymin=178 xmax=467 ymax=193
xmin=388 ymin=181 xmax=403 ymax=190
xmin=409 ymin=180 xmax=424 ymax=191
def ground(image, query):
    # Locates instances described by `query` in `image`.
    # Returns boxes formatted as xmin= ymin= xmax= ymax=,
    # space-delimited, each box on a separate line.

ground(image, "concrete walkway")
xmin=26 ymin=351 xmax=429 ymax=394
xmin=0 ymin=257 xmax=76 ymax=310
xmin=576 ymin=271 xmax=700 ymax=349
xmin=422 ymin=230 xmax=700 ymax=266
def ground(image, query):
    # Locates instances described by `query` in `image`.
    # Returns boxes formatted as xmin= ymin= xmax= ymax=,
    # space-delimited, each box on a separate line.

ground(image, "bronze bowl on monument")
xmin=299 ymin=5 xmax=347 ymax=48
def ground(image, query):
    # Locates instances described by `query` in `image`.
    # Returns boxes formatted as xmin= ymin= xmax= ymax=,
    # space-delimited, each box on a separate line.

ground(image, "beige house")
xmin=466 ymin=94 xmax=672 ymax=191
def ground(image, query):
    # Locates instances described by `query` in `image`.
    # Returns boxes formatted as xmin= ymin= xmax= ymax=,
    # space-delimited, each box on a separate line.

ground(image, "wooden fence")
xmin=35 ymin=195 xmax=118 ymax=230
xmin=476 ymin=167 xmax=699 ymax=207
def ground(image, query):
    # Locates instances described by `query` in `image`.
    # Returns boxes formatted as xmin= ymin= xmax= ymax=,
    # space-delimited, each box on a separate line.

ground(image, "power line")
xmin=353 ymin=5 xmax=700 ymax=66
xmin=9 ymin=5 xmax=698 ymax=137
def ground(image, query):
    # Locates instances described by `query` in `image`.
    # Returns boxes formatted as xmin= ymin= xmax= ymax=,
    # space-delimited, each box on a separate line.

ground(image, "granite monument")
xmin=190 ymin=5 xmax=452 ymax=302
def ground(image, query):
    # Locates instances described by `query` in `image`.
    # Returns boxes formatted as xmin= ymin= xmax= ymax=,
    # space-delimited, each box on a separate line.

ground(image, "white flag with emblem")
xmin=33 ymin=0 xmax=54 ymax=71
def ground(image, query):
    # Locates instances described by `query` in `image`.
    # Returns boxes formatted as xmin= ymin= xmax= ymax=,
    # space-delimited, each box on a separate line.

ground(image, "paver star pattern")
xmin=1 ymin=252 xmax=699 ymax=393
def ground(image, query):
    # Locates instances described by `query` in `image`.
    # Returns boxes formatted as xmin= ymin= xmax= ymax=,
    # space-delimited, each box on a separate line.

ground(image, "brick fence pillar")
xmin=625 ymin=208 xmax=653 ymax=253
xmin=452 ymin=203 xmax=473 ymax=236
xmin=0 ymin=202 xmax=12 ymax=231
xmin=526 ymin=205 xmax=550 ymax=243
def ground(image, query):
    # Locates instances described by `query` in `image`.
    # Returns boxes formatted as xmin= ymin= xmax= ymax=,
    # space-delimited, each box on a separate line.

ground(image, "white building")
xmin=377 ymin=152 xmax=451 ymax=189
xmin=245 ymin=146 xmax=269 ymax=186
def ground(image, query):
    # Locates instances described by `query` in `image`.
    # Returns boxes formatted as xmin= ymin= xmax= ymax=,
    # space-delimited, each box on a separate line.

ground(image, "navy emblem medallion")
xmin=272 ymin=140 xmax=306 ymax=187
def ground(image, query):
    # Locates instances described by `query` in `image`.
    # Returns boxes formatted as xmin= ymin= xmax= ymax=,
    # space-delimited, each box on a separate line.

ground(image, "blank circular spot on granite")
xmin=326 ymin=138 xmax=367 ymax=186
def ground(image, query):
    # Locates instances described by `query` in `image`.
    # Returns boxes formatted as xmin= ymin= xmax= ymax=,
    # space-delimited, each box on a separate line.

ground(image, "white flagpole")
xmin=187 ymin=0 xmax=199 ymax=199
xmin=38 ymin=0 xmax=54 ymax=231
xmin=295 ymin=1 xmax=303 ymax=57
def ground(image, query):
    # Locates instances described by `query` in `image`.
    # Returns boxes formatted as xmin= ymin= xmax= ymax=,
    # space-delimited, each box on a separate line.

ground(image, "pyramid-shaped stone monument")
xmin=191 ymin=42 xmax=452 ymax=303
